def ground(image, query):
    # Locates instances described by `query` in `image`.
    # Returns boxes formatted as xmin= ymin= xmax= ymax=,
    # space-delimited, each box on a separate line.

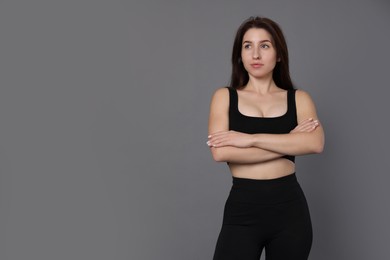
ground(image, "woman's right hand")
xmin=290 ymin=118 xmax=320 ymax=133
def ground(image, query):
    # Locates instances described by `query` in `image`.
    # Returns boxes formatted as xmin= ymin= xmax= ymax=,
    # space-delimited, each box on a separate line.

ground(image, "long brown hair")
xmin=230 ymin=16 xmax=294 ymax=90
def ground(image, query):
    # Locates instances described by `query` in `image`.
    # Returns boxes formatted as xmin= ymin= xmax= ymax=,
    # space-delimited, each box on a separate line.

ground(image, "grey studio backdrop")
xmin=0 ymin=0 xmax=389 ymax=259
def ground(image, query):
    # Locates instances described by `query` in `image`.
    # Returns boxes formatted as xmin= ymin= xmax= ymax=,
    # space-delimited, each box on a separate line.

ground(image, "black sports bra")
xmin=226 ymin=86 xmax=297 ymax=163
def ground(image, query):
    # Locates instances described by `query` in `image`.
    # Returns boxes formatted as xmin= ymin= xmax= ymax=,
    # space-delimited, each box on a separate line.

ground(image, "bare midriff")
xmin=228 ymin=158 xmax=295 ymax=180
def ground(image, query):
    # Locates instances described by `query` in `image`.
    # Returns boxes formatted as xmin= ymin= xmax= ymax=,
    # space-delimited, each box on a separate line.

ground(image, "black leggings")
xmin=213 ymin=173 xmax=312 ymax=260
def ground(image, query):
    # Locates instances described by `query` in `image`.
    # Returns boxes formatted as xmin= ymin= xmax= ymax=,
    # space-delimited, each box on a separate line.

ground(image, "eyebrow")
xmin=242 ymin=40 xmax=272 ymax=44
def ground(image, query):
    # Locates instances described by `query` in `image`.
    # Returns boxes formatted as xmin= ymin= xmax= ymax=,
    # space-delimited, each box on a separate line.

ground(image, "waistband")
xmin=228 ymin=173 xmax=304 ymax=204
xmin=232 ymin=173 xmax=297 ymax=188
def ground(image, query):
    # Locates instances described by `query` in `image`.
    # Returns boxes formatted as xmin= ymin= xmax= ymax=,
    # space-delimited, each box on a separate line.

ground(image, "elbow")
xmin=210 ymin=147 xmax=225 ymax=162
xmin=312 ymin=138 xmax=325 ymax=154
xmin=312 ymin=144 xmax=324 ymax=154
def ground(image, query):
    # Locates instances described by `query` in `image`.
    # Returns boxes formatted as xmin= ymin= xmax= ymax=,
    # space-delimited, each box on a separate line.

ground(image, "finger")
xmin=301 ymin=123 xmax=318 ymax=132
xmin=293 ymin=127 xmax=310 ymax=133
xmin=299 ymin=120 xmax=316 ymax=127
xmin=294 ymin=119 xmax=313 ymax=130
xmin=292 ymin=122 xmax=318 ymax=133
xmin=297 ymin=118 xmax=313 ymax=125
xmin=303 ymin=122 xmax=320 ymax=132
xmin=208 ymin=131 xmax=230 ymax=138
xmin=208 ymin=131 xmax=227 ymax=138
xmin=308 ymin=120 xmax=320 ymax=130
xmin=299 ymin=120 xmax=318 ymax=129
xmin=208 ymin=135 xmax=219 ymax=143
xmin=293 ymin=124 xmax=310 ymax=132
xmin=212 ymin=138 xmax=228 ymax=147
xmin=208 ymin=135 xmax=226 ymax=147
xmin=295 ymin=124 xmax=308 ymax=131
xmin=209 ymin=133 xmax=228 ymax=143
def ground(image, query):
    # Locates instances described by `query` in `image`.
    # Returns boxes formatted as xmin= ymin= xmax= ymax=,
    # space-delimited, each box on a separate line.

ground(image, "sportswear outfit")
xmin=213 ymin=87 xmax=313 ymax=260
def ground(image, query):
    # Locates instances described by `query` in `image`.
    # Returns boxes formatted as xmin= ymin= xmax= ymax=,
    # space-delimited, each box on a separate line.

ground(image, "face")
xmin=241 ymin=28 xmax=279 ymax=79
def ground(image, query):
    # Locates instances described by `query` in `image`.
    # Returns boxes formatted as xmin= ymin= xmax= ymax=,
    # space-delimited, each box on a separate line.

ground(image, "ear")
xmin=277 ymin=57 xmax=281 ymax=62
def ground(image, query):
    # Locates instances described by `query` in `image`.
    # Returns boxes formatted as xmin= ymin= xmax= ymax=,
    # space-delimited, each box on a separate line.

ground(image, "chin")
xmin=249 ymin=72 xmax=272 ymax=78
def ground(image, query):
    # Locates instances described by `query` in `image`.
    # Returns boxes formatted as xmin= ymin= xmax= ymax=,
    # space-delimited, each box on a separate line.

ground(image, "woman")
xmin=207 ymin=17 xmax=325 ymax=260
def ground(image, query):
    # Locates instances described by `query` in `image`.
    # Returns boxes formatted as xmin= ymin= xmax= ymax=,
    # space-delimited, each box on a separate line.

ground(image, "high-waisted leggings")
xmin=213 ymin=173 xmax=312 ymax=260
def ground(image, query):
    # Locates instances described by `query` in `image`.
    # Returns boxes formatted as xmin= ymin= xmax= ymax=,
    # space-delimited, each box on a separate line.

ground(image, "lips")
xmin=251 ymin=63 xmax=264 ymax=68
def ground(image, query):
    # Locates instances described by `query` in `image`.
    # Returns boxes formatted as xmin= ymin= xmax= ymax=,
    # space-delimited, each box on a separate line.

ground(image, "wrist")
xmin=251 ymin=134 xmax=261 ymax=147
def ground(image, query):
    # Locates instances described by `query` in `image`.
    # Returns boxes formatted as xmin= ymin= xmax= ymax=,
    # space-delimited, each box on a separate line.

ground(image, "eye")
xmin=243 ymin=44 xmax=251 ymax=49
xmin=261 ymin=44 xmax=270 ymax=49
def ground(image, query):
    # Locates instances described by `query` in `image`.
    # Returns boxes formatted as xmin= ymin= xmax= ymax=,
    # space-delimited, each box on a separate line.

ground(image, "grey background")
xmin=0 ymin=0 xmax=389 ymax=259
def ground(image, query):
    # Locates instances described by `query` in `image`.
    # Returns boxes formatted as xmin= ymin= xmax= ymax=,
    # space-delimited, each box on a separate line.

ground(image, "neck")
xmin=245 ymin=74 xmax=276 ymax=94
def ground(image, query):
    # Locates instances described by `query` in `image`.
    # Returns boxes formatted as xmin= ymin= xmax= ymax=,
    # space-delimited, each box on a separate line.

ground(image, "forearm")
xmin=210 ymin=146 xmax=284 ymax=164
xmin=251 ymin=130 xmax=324 ymax=155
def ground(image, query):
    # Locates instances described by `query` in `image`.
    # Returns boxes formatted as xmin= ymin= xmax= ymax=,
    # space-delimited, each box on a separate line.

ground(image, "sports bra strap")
xmin=287 ymin=89 xmax=296 ymax=116
xmin=225 ymin=87 xmax=236 ymax=113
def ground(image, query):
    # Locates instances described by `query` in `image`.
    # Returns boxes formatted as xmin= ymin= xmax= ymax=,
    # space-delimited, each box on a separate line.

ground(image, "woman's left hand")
xmin=207 ymin=130 xmax=253 ymax=148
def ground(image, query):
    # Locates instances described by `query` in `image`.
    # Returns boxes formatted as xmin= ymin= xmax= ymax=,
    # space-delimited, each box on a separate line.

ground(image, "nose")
xmin=253 ymin=48 xmax=260 ymax=59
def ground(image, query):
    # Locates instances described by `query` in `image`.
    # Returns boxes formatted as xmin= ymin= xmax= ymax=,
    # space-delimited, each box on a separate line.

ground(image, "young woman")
xmin=207 ymin=17 xmax=325 ymax=260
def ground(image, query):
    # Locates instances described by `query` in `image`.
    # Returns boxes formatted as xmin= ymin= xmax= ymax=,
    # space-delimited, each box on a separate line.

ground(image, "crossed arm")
xmin=207 ymin=88 xmax=325 ymax=163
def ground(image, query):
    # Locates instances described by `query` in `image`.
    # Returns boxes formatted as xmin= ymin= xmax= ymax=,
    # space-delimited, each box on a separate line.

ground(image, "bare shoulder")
xmin=208 ymin=87 xmax=230 ymax=134
xmin=211 ymin=87 xmax=229 ymax=100
xmin=210 ymin=87 xmax=229 ymax=107
xmin=295 ymin=89 xmax=317 ymax=108
xmin=295 ymin=89 xmax=313 ymax=101
xmin=294 ymin=89 xmax=319 ymax=120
